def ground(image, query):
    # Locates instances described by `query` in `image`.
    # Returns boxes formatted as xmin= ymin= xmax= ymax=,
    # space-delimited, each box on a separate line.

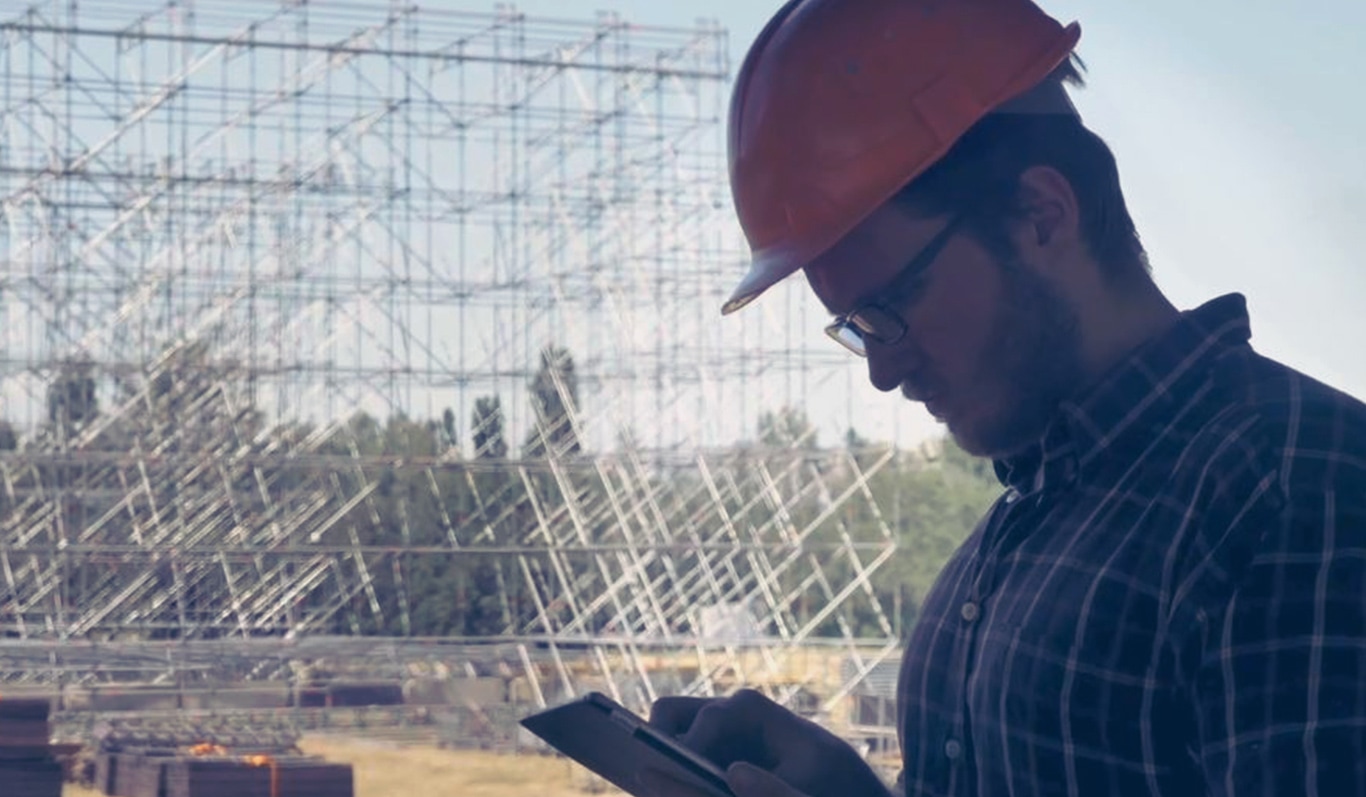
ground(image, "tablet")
xmin=520 ymin=691 xmax=735 ymax=797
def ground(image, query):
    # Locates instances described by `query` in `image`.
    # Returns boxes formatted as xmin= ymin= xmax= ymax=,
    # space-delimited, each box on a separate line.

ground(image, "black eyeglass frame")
xmin=823 ymin=214 xmax=966 ymax=356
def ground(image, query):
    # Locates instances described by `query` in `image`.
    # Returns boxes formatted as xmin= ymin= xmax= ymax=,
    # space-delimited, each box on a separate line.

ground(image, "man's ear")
xmin=1011 ymin=165 xmax=1081 ymax=254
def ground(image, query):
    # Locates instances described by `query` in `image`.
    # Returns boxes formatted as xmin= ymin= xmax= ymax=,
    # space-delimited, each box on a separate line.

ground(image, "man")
xmin=642 ymin=0 xmax=1366 ymax=795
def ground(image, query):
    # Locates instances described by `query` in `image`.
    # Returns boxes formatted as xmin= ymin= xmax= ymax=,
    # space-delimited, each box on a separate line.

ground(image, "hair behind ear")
xmin=893 ymin=62 xmax=1149 ymax=281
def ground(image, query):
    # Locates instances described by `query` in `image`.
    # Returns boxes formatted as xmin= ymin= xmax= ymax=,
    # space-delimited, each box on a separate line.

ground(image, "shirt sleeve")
xmin=1184 ymin=484 xmax=1366 ymax=796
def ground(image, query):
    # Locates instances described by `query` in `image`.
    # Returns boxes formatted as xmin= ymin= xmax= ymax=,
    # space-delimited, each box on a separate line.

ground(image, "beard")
xmin=946 ymin=259 xmax=1086 ymax=459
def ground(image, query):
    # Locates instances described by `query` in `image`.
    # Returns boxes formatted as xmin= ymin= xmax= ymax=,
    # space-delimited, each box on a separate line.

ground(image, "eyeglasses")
xmin=824 ymin=215 xmax=964 ymax=357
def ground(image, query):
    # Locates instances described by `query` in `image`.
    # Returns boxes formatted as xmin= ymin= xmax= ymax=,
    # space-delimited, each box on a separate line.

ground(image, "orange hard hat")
xmin=722 ymin=0 xmax=1082 ymax=315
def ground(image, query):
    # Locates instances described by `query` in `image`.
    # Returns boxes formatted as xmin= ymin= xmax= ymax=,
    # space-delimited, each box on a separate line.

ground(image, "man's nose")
xmin=865 ymin=339 xmax=919 ymax=393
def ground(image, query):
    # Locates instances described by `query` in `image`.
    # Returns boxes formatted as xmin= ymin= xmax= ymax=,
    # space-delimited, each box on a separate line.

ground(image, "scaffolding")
xmin=0 ymin=1 xmax=900 ymax=715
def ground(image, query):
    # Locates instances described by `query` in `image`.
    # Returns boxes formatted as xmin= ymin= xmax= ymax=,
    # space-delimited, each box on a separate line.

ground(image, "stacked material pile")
xmin=0 ymin=696 xmax=62 ymax=797
xmin=166 ymin=753 xmax=353 ymax=797
xmin=95 ymin=741 xmax=354 ymax=797
xmin=93 ymin=720 xmax=305 ymax=796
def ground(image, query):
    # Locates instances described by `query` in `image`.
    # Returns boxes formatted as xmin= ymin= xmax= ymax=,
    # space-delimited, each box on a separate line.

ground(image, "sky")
xmin=497 ymin=0 xmax=1366 ymax=447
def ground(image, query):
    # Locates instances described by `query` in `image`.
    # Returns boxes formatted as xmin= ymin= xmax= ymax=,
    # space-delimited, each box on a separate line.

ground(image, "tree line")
xmin=0 ymin=343 xmax=1001 ymax=640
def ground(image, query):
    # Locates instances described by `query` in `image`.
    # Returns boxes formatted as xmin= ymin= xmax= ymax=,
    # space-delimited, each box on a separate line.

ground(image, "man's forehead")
xmin=804 ymin=203 xmax=946 ymax=314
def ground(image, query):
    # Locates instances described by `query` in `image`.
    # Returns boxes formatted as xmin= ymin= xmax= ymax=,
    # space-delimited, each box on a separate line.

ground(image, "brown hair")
xmin=894 ymin=57 xmax=1151 ymax=281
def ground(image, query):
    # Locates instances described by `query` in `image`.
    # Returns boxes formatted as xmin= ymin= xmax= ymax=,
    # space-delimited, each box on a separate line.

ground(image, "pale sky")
xmin=498 ymin=0 xmax=1366 ymax=448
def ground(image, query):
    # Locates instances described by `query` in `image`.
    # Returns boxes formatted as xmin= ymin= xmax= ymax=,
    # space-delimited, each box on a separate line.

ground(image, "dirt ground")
xmin=64 ymin=736 xmax=609 ymax=797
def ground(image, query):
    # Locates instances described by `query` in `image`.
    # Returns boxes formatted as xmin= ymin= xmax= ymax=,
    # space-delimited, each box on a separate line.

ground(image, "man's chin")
xmin=946 ymin=428 xmax=994 ymax=459
xmin=946 ymin=417 xmax=1038 ymax=461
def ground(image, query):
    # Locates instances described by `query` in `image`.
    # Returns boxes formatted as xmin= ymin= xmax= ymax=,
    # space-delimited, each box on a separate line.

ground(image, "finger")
xmin=727 ymin=762 xmax=809 ymax=797
xmin=681 ymin=691 xmax=775 ymax=766
xmin=649 ymin=696 xmax=714 ymax=736
xmin=769 ymin=733 xmax=890 ymax=797
xmin=724 ymin=691 xmax=834 ymax=768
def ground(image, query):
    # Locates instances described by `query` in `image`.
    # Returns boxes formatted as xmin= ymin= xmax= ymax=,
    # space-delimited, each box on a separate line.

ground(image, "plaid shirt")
xmin=895 ymin=294 xmax=1366 ymax=796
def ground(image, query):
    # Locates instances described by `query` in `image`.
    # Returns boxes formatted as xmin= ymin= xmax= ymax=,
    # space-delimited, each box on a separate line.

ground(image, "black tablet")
xmin=520 ymin=691 xmax=735 ymax=797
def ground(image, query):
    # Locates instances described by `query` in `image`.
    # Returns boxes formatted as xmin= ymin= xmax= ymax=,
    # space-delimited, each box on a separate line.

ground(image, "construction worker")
xmin=642 ymin=0 xmax=1366 ymax=796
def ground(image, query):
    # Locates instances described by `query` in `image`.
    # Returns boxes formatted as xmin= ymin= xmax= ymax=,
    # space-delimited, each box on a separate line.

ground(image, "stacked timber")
xmin=165 ymin=754 xmax=353 ymax=797
xmin=95 ymin=741 xmax=354 ymax=797
xmin=95 ymin=748 xmax=178 ymax=797
xmin=0 ymin=696 xmax=62 ymax=797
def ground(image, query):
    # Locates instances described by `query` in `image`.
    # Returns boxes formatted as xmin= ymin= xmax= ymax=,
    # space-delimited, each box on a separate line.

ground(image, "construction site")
xmin=0 ymin=1 xmax=909 ymax=795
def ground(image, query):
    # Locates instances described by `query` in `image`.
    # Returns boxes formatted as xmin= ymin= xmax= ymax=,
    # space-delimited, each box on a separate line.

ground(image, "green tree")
xmin=472 ymin=396 xmax=507 ymax=459
xmin=871 ymin=437 xmax=1002 ymax=633
xmin=467 ymin=393 xmax=528 ymax=636
xmin=758 ymin=406 xmax=818 ymax=449
xmin=438 ymin=407 xmax=459 ymax=454
xmin=0 ymin=420 xmax=15 ymax=522
xmin=523 ymin=345 xmax=581 ymax=459
xmin=47 ymin=360 xmax=98 ymax=431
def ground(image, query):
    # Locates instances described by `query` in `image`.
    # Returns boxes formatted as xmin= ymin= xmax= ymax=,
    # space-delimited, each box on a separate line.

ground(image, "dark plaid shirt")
xmin=895 ymin=294 xmax=1366 ymax=796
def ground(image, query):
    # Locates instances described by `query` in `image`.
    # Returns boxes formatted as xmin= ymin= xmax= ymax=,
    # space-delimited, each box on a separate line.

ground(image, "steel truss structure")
xmin=0 ymin=1 xmax=899 ymax=712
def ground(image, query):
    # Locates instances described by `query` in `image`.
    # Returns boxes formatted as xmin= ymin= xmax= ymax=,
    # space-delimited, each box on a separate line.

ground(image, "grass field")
xmin=63 ymin=736 xmax=610 ymax=797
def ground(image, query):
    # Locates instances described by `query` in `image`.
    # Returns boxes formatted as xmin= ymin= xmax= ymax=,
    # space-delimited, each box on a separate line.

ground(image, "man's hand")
xmin=639 ymin=689 xmax=893 ymax=797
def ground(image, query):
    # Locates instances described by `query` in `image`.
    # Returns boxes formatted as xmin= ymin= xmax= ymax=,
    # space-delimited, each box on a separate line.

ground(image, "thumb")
xmin=726 ymin=762 xmax=808 ymax=797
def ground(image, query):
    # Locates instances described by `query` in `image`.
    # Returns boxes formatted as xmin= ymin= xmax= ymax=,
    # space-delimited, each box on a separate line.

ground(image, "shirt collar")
xmin=994 ymin=293 xmax=1254 ymax=493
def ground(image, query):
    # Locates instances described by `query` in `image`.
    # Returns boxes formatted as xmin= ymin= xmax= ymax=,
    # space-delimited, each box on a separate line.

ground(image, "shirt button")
xmin=960 ymin=601 xmax=980 ymax=622
xmin=944 ymin=738 xmax=963 ymax=760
